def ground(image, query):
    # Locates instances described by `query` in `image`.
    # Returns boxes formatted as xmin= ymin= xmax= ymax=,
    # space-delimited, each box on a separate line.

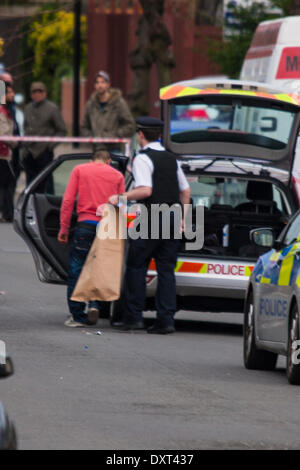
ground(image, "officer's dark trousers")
xmin=124 ymin=230 xmax=180 ymax=328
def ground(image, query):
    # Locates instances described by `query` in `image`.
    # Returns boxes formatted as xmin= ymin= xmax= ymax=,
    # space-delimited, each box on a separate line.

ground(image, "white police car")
xmin=13 ymin=79 xmax=300 ymax=321
xmin=244 ymin=211 xmax=300 ymax=384
xmin=148 ymin=79 xmax=300 ymax=314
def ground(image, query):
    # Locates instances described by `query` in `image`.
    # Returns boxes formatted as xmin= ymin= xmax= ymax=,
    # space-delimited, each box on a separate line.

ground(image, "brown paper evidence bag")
xmin=71 ymin=205 xmax=126 ymax=302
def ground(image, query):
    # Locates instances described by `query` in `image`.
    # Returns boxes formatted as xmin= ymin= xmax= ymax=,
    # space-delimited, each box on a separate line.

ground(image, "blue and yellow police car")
xmin=244 ymin=210 xmax=300 ymax=384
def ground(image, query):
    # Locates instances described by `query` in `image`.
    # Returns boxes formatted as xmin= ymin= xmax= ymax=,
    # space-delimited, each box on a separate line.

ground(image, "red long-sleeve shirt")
xmin=60 ymin=161 xmax=125 ymax=235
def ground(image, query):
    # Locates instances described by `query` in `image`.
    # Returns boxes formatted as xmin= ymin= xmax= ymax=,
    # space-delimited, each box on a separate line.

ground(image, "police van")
xmin=240 ymin=16 xmax=300 ymax=92
xmin=13 ymin=79 xmax=300 ymax=317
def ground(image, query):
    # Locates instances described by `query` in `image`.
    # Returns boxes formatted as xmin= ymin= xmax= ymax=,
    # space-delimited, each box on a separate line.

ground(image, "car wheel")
xmin=3 ymin=415 xmax=17 ymax=450
xmin=0 ymin=357 xmax=14 ymax=379
xmin=0 ymin=403 xmax=17 ymax=450
xmin=243 ymin=292 xmax=277 ymax=370
xmin=287 ymin=302 xmax=300 ymax=385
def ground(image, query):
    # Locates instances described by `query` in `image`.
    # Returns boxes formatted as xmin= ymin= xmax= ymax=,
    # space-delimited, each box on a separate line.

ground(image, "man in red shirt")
xmin=58 ymin=150 xmax=125 ymax=327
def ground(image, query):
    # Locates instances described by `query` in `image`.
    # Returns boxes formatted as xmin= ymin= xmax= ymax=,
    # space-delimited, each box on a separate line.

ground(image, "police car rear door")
xmin=14 ymin=153 xmax=129 ymax=284
xmin=160 ymin=80 xmax=300 ymax=179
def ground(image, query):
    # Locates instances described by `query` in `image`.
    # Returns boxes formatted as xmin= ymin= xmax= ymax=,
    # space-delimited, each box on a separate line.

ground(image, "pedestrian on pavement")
xmin=109 ymin=117 xmax=191 ymax=334
xmin=22 ymin=82 xmax=66 ymax=188
xmin=81 ymin=70 xmax=135 ymax=152
xmin=7 ymin=87 xmax=22 ymax=207
xmin=0 ymin=72 xmax=22 ymax=215
xmin=58 ymin=150 xmax=125 ymax=328
xmin=0 ymin=83 xmax=18 ymax=222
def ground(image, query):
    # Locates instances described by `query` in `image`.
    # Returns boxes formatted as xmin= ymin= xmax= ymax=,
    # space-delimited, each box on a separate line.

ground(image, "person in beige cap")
xmin=81 ymin=70 xmax=135 ymax=152
xmin=22 ymin=82 xmax=66 ymax=188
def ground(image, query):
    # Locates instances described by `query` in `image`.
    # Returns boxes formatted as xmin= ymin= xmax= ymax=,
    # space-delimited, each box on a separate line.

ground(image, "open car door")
xmin=14 ymin=153 xmax=129 ymax=284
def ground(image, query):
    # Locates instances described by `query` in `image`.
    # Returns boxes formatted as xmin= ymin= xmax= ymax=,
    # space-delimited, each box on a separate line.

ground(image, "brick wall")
xmin=61 ymin=78 xmax=87 ymax=132
xmin=86 ymin=0 xmax=221 ymax=116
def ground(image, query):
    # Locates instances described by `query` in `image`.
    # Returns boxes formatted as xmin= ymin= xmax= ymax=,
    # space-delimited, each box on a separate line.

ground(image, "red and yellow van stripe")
xmin=159 ymin=85 xmax=300 ymax=106
xmin=148 ymin=260 xmax=254 ymax=277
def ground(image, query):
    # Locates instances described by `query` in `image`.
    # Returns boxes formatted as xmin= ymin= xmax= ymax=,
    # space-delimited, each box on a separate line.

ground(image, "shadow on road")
xmin=108 ymin=317 xmax=243 ymax=337
xmin=173 ymin=318 xmax=243 ymax=336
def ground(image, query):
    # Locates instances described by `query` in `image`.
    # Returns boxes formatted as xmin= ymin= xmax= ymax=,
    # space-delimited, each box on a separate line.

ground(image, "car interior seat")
xmin=234 ymin=180 xmax=280 ymax=214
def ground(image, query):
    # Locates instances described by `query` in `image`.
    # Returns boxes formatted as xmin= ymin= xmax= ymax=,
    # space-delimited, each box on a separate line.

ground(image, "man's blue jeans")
xmin=67 ymin=223 xmax=104 ymax=323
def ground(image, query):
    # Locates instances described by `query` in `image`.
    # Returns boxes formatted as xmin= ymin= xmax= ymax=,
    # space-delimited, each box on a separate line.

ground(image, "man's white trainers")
xmin=64 ymin=317 xmax=85 ymax=328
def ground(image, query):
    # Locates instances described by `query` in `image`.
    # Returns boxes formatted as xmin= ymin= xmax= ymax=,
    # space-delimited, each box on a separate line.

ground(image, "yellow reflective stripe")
xmin=270 ymin=251 xmax=281 ymax=262
xmin=177 ymin=87 xmax=201 ymax=97
xmin=199 ymin=264 xmax=207 ymax=273
xmin=260 ymin=277 xmax=271 ymax=284
xmin=245 ymin=266 xmax=254 ymax=277
xmin=288 ymin=242 xmax=300 ymax=256
xmin=220 ymin=89 xmax=256 ymax=97
xmin=274 ymin=93 xmax=297 ymax=105
xmin=296 ymin=274 xmax=300 ymax=288
xmin=278 ymin=255 xmax=294 ymax=286
xmin=159 ymin=85 xmax=172 ymax=97
xmin=175 ymin=261 xmax=183 ymax=272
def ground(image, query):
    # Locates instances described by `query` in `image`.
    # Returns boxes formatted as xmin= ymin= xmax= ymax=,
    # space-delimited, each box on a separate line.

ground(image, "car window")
xmin=170 ymin=100 xmax=295 ymax=150
xmin=41 ymin=159 xmax=89 ymax=196
xmin=188 ymin=176 xmax=247 ymax=208
xmin=283 ymin=212 xmax=300 ymax=246
xmin=273 ymin=186 xmax=287 ymax=213
xmin=187 ymin=175 xmax=287 ymax=213
xmin=39 ymin=158 xmax=124 ymax=196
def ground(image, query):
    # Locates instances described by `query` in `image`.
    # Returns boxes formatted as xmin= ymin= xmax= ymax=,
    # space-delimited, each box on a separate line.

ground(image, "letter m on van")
xmin=276 ymin=47 xmax=300 ymax=79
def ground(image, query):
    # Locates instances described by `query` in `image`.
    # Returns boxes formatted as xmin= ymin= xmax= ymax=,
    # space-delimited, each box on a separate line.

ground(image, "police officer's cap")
xmin=136 ymin=116 xmax=164 ymax=131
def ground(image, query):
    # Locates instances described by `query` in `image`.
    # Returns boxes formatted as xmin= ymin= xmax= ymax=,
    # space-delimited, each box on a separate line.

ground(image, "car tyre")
xmin=287 ymin=302 xmax=300 ymax=385
xmin=0 ymin=357 xmax=14 ymax=379
xmin=3 ymin=415 xmax=17 ymax=450
xmin=0 ymin=403 xmax=17 ymax=450
xmin=243 ymin=292 xmax=277 ymax=370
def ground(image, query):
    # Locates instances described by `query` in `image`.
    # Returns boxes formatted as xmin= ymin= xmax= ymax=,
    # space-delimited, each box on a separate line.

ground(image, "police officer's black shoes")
xmin=147 ymin=325 xmax=175 ymax=335
xmin=118 ymin=322 xmax=145 ymax=331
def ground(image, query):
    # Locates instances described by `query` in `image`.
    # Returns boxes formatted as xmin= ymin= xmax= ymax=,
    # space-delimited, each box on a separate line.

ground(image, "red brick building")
xmin=86 ymin=0 xmax=221 ymax=117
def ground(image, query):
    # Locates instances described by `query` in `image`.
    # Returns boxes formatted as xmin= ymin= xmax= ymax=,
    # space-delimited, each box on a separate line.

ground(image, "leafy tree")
xmin=128 ymin=0 xmax=223 ymax=116
xmin=129 ymin=0 xmax=175 ymax=116
xmin=288 ymin=0 xmax=300 ymax=13
xmin=209 ymin=0 xmax=292 ymax=78
xmin=195 ymin=0 xmax=222 ymax=25
xmin=24 ymin=2 xmax=86 ymax=103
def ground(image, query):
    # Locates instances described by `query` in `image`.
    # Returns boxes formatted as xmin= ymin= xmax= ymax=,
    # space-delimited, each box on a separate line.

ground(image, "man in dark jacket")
xmin=81 ymin=70 xmax=135 ymax=151
xmin=22 ymin=82 xmax=66 ymax=187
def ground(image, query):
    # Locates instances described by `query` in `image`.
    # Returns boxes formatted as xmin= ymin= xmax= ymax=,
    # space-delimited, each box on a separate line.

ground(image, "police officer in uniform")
xmin=109 ymin=117 xmax=190 ymax=334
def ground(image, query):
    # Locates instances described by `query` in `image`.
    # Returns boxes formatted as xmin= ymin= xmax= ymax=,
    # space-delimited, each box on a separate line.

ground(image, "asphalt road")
xmin=0 ymin=223 xmax=299 ymax=450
